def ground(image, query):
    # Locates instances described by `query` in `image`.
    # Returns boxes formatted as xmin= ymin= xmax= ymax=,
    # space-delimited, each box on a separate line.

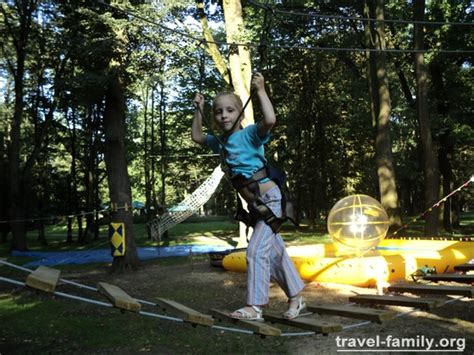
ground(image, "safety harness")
xmin=221 ymin=146 xmax=297 ymax=233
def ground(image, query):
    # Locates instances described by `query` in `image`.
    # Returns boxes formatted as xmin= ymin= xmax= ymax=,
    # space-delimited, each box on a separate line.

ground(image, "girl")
xmin=191 ymin=72 xmax=305 ymax=321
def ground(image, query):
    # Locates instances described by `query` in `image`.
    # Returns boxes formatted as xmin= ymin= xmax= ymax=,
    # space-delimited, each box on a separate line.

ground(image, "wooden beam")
xmin=388 ymin=284 xmax=473 ymax=298
xmin=423 ymin=274 xmax=474 ymax=284
xmin=26 ymin=266 xmax=61 ymax=292
xmin=306 ymin=304 xmax=397 ymax=324
xmin=156 ymin=298 xmax=214 ymax=327
xmin=349 ymin=294 xmax=442 ymax=310
xmin=454 ymin=263 xmax=474 ymax=272
xmin=263 ymin=311 xmax=342 ymax=335
xmin=210 ymin=309 xmax=281 ymax=337
xmin=97 ymin=282 xmax=141 ymax=313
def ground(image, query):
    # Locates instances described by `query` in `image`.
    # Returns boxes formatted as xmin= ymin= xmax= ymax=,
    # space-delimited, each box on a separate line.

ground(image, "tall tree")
xmin=104 ymin=72 xmax=140 ymax=271
xmin=197 ymin=0 xmax=255 ymax=245
xmin=413 ymin=0 xmax=440 ymax=236
xmin=1 ymin=0 xmax=38 ymax=250
xmin=364 ymin=0 xmax=402 ymax=228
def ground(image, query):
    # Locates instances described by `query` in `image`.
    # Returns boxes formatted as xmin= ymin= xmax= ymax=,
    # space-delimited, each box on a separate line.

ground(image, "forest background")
xmin=0 ymin=0 xmax=473 ymax=270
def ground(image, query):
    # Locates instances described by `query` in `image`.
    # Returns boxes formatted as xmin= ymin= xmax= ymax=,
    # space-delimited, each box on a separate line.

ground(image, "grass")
xmin=0 ymin=253 xmax=289 ymax=354
xmin=0 ymin=291 xmax=289 ymax=353
xmin=0 ymin=211 xmax=472 ymax=261
xmin=0 ymin=216 xmax=333 ymax=257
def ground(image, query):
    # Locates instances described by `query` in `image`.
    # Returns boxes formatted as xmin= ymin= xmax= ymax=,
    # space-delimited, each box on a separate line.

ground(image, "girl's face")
xmin=213 ymin=94 xmax=242 ymax=135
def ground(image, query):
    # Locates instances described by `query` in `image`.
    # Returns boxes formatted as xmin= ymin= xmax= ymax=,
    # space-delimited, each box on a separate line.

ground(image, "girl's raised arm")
xmin=252 ymin=73 xmax=276 ymax=137
xmin=191 ymin=93 xmax=207 ymax=145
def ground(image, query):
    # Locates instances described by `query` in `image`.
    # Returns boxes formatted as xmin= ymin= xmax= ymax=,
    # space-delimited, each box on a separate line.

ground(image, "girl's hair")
xmin=212 ymin=91 xmax=243 ymax=114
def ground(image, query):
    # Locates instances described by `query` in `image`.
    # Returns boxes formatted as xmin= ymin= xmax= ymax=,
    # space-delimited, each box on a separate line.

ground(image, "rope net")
xmin=147 ymin=165 xmax=225 ymax=240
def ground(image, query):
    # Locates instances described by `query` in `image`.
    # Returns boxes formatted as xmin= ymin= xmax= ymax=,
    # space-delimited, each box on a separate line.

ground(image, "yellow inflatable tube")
xmin=221 ymin=239 xmax=474 ymax=287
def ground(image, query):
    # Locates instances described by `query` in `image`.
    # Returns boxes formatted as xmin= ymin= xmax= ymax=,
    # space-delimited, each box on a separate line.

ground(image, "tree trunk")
xmin=150 ymin=85 xmax=159 ymax=212
xmin=438 ymin=132 xmax=453 ymax=232
xmin=414 ymin=0 xmax=440 ymax=237
xmin=67 ymin=217 xmax=73 ymax=243
xmin=37 ymin=221 xmax=47 ymax=246
xmin=222 ymin=0 xmax=256 ymax=246
xmin=223 ymin=0 xmax=254 ymax=124
xmin=104 ymin=74 xmax=140 ymax=272
xmin=197 ymin=0 xmax=230 ymax=84
xmin=143 ymin=86 xmax=153 ymax=228
xmin=364 ymin=0 xmax=402 ymax=228
xmin=159 ymin=84 xmax=167 ymax=207
xmin=0 ymin=127 xmax=9 ymax=243
xmin=77 ymin=215 xmax=83 ymax=242
xmin=429 ymin=61 xmax=452 ymax=233
xmin=4 ymin=1 xmax=38 ymax=251
xmin=66 ymin=107 xmax=78 ymax=243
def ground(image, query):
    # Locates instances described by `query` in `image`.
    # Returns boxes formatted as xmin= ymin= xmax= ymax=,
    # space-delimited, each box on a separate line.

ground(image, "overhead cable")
xmin=96 ymin=1 xmax=474 ymax=55
xmin=247 ymin=0 xmax=474 ymax=27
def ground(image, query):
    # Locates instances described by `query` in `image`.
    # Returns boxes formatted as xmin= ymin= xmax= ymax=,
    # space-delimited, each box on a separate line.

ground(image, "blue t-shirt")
xmin=206 ymin=124 xmax=270 ymax=178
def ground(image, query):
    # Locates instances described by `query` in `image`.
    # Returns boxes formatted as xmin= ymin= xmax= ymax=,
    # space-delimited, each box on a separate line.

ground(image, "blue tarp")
xmin=11 ymin=244 xmax=232 ymax=267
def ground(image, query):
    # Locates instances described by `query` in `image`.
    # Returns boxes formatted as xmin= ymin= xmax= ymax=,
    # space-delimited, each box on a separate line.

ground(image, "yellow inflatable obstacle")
xmin=223 ymin=195 xmax=474 ymax=287
xmin=221 ymin=239 xmax=474 ymax=287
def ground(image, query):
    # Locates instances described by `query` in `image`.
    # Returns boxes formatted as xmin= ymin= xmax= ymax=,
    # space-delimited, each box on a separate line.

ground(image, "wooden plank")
xmin=423 ymin=274 xmax=474 ymax=284
xmin=348 ymin=294 xmax=442 ymax=310
xmin=306 ymin=304 xmax=397 ymax=324
xmin=156 ymin=298 xmax=214 ymax=327
xmin=454 ymin=263 xmax=474 ymax=272
xmin=210 ymin=309 xmax=281 ymax=337
xmin=97 ymin=282 xmax=141 ymax=313
xmin=263 ymin=311 xmax=342 ymax=334
xmin=26 ymin=266 xmax=60 ymax=292
xmin=388 ymin=283 xmax=474 ymax=298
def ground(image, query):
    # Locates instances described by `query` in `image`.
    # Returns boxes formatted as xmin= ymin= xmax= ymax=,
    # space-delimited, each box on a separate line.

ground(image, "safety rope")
xmin=389 ymin=176 xmax=474 ymax=238
xmin=0 ymin=204 xmax=134 ymax=225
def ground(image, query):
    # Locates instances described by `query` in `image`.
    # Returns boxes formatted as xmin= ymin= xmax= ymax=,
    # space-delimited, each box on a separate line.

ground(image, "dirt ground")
xmin=59 ymin=256 xmax=474 ymax=355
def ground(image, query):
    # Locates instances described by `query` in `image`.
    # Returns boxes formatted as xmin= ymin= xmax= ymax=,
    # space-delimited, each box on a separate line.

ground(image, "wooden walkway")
xmin=14 ymin=264 xmax=473 ymax=337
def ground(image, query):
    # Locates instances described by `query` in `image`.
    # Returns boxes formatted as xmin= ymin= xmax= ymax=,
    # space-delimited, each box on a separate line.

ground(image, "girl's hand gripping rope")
xmin=251 ymin=72 xmax=265 ymax=93
xmin=193 ymin=93 xmax=205 ymax=113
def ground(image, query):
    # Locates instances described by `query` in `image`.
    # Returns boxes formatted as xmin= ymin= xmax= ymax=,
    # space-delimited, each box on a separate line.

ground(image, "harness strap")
xmin=232 ymin=165 xmax=297 ymax=234
xmin=230 ymin=168 xmax=267 ymax=189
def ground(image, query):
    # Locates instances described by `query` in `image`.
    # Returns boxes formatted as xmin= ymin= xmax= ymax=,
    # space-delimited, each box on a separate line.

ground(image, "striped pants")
xmin=246 ymin=186 xmax=304 ymax=306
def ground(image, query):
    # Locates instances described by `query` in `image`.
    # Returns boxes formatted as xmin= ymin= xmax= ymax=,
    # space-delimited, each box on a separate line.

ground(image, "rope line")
xmin=0 ymin=164 xmax=223 ymax=226
xmin=390 ymin=176 xmax=474 ymax=237
xmin=247 ymin=0 xmax=474 ymax=27
xmin=96 ymin=2 xmax=474 ymax=54
xmin=0 ymin=204 xmax=135 ymax=225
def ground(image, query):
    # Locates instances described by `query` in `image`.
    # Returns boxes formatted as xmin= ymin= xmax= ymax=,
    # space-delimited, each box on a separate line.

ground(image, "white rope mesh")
xmin=147 ymin=165 xmax=225 ymax=240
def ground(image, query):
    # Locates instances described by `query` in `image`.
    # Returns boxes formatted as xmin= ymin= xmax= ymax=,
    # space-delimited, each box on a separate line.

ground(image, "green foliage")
xmin=0 ymin=0 xmax=472 ymax=242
